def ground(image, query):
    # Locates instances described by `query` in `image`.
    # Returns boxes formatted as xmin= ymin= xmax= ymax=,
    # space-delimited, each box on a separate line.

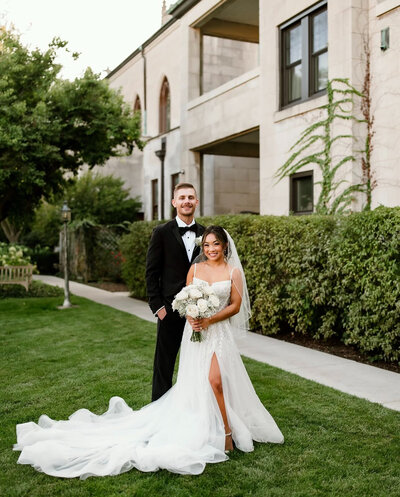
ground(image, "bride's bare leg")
xmin=209 ymin=353 xmax=233 ymax=451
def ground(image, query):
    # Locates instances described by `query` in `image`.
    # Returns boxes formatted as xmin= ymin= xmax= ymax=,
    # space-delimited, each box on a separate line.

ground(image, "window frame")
xmin=280 ymin=1 xmax=327 ymax=108
xmin=133 ymin=95 xmax=141 ymax=113
xmin=159 ymin=77 xmax=171 ymax=134
xmin=289 ymin=170 xmax=314 ymax=215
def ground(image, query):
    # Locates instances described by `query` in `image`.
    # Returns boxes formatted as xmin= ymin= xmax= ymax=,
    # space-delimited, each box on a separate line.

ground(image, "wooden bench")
xmin=0 ymin=265 xmax=34 ymax=291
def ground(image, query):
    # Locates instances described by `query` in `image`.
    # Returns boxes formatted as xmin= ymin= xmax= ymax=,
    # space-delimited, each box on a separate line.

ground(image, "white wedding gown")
xmin=14 ymin=277 xmax=284 ymax=478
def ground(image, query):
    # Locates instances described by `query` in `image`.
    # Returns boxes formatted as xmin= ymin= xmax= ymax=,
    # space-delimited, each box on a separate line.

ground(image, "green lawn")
xmin=1 ymin=296 xmax=399 ymax=497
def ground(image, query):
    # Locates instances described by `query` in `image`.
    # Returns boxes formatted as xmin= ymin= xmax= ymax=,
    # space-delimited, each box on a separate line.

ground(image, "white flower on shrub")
xmin=186 ymin=304 xmax=200 ymax=318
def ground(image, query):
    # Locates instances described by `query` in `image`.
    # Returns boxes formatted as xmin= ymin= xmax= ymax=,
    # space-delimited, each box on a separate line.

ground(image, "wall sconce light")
xmin=381 ymin=28 xmax=389 ymax=51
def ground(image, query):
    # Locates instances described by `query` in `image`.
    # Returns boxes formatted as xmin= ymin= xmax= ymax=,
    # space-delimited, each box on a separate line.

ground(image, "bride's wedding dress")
xmin=14 ymin=277 xmax=284 ymax=478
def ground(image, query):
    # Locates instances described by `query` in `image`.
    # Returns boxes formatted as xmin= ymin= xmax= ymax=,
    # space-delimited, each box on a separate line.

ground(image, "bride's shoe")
xmin=225 ymin=432 xmax=233 ymax=453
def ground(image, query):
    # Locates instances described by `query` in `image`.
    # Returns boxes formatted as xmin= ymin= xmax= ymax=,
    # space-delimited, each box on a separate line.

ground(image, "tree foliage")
xmin=0 ymin=29 xmax=143 ymax=228
xmin=24 ymin=172 xmax=141 ymax=249
xmin=64 ymin=171 xmax=141 ymax=226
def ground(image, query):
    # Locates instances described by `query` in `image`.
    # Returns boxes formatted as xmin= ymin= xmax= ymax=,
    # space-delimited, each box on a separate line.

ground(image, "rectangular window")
xmin=281 ymin=1 xmax=327 ymax=107
xmin=290 ymin=171 xmax=313 ymax=214
xmin=151 ymin=179 xmax=158 ymax=220
xmin=170 ymin=173 xmax=180 ymax=218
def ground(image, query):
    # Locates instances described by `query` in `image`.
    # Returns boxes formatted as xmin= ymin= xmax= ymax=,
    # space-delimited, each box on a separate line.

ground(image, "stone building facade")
xmin=102 ymin=0 xmax=400 ymax=220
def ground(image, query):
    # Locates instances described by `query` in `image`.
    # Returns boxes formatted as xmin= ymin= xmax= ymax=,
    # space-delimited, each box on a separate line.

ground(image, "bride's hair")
xmin=201 ymin=225 xmax=229 ymax=254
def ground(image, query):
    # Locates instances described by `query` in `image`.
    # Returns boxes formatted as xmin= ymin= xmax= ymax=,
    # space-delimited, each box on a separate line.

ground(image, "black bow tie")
xmin=179 ymin=225 xmax=197 ymax=236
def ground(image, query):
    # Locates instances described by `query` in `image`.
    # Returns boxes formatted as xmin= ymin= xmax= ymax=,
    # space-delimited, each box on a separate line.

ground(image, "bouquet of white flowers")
xmin=172 ymin=282 xmax=220 ymax=342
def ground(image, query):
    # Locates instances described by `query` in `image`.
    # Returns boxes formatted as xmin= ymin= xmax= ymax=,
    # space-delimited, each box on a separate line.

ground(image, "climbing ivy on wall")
xmin=276 ymin=78 xmax=371 ymax=214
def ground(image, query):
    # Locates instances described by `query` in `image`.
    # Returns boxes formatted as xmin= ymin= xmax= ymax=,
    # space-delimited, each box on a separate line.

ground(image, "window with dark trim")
xmin=159 ymin=77 xmax=171 ymax=134
xmin=281 ymin=1 xmax=327 ymax=108
xmin=134 ymin=95 xmax=141 ymax=113
xmin=290 ymin=171 xmax=313 ymax=214
xmin=170 ymin=173 xmax=180 ymax=218
xmin=134 ymin=95 xmax=142 ymax=130
xmin=151 ymin=179 xmax=159 ymax=220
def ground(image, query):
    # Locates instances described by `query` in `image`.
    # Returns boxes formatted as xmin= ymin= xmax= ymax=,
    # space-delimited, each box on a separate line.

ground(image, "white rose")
xmin=195 ymin=236 xmax=202 ymax=247
xmin=209 ymin=295 xmax=220 ymax=308
xmin=189 ymin=288 xmax=202 ymax=299
xmin=197 ymin=299 xmax=208 ymax=313
xmin=175 ymin=290 xmax=188 ymax=301
xmin=186 ymin=304 xmax=200 ymax=318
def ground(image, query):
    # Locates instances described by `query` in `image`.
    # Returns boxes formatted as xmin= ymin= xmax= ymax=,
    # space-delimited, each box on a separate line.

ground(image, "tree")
xmin=275 ymin=79 xmax=369 ymax=215
xmin=0 ymin=29 xmax=142 ymax=239
xmin=24 ymin=172 xmax=141 ymax=249
xmin=64 ymin=172 xmax=141 ymax=226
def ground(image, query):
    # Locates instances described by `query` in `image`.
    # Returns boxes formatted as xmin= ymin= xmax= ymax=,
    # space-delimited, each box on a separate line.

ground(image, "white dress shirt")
xmin=176 ymin=216 xmax=196 ymax=262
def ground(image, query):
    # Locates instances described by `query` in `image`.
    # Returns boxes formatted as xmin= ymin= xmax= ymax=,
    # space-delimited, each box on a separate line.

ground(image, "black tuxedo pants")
xmin=152 ymin=310 xmax=186 ymax=401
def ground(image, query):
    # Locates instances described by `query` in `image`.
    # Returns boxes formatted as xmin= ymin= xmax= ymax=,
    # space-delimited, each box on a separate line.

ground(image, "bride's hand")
xmin=193 ymin=317 xmax=210 ymax=331
xmin=187 ymin=317 xmax=209 ymax=332
xmin=186 ymin=316 xmax=199 ymax=331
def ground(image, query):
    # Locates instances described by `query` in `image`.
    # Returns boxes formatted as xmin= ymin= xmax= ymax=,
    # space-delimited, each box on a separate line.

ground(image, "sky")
xmin=0 ymin=0 xmax=173 ymax=80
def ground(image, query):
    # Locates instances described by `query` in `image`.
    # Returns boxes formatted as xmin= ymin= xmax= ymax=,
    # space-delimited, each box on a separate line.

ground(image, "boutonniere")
xmin=195 ymin=236 xmax=202 ymax=247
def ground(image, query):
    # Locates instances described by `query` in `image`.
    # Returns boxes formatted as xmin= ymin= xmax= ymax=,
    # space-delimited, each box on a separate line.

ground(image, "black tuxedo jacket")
xmin=145 ymin=219 xmax=205 ymax=314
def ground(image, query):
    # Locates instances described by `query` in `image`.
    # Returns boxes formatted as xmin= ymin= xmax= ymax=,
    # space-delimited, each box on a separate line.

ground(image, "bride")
xmin=14 ymin=225 xmax=284 ymax=478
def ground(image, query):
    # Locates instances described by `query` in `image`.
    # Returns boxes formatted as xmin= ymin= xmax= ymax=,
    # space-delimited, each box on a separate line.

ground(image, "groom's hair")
xmin=173 ymin=182 xmax=197 ymax=197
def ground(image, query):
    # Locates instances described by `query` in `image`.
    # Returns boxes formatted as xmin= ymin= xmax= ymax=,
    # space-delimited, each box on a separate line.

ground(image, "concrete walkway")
xmin=35 ymin=275 xmax=400 ymax=412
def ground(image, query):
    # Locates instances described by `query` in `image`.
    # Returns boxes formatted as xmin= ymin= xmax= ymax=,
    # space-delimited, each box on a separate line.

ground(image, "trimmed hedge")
xmin=119 ymin=208 xmax=400 ymax=363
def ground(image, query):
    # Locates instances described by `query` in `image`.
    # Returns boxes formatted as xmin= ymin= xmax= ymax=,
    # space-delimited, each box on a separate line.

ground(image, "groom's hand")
xmin=157 ymin=308 xmax=167 ymax=320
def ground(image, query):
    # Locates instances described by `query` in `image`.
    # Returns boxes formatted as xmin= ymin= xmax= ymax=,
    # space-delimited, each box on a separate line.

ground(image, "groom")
xmin=146 ymin=183 xmax=204 ymax=401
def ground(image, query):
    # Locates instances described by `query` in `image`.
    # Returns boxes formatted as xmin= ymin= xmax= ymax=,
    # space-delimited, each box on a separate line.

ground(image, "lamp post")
xmin=60 ymin=201 xmax=72 ymax=309
xmin=155 ymin=138 xmax=166 ymax=219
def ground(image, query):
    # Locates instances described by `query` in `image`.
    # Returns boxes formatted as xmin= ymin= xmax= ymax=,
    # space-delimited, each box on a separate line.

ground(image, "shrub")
xmin=119 ymin=220 xmax=161 ymax=298
xmin=0 ymin=280 xmax=64 ymax=299
xmin=23 ymin=202 xmax=61 ymax=249
xmin=120 ymin=209 xmax=400 ymax=363
xmin=0 ymin=242 xmax=33 ymax=266
xmin=328 ymin=207 xmax=400 ymax=361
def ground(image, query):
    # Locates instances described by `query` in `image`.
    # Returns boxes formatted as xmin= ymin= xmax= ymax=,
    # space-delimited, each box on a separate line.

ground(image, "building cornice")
xmin=168 ymin=0 xmax=202 ymax=18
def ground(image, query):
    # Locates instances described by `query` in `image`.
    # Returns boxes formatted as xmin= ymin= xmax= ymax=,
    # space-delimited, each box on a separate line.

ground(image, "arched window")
xmin=159 ymin=77 xmax=171 ymax=134
xmin=134 ymin=95 xmax=141 ymax=113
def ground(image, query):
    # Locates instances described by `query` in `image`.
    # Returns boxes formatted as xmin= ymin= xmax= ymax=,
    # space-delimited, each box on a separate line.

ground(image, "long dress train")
xmin=14 ymin=278 xmax=284 ymax=478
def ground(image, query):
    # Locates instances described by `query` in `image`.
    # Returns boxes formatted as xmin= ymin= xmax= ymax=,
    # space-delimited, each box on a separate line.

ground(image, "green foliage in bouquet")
xmin=120 ymin=209 xmax=400 ymax=363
